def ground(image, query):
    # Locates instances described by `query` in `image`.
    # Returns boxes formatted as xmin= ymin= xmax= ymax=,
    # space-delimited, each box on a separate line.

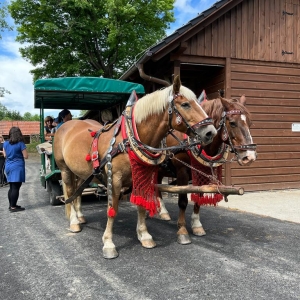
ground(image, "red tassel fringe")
xmin=188 ymin=151 xmax=223 ymax=206
xmin=128 ymin=151 xmax=160 ymax=217
xmin=191 ymin=193 xmax=223 ymax=206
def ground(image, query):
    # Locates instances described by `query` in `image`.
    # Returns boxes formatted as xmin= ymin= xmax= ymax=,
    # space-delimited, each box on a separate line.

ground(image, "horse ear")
xmin=173 ymin=75 xmax=181 ymax=94
xmin=197 ymin=90 xmax=207 ymax=105
xmin=239 ymin=94 xmax=246 ymax=105
xmin=219 ymin=97 xmax=231 ymax=110
xmin=218 ymin=89 xmax=225 ymax=98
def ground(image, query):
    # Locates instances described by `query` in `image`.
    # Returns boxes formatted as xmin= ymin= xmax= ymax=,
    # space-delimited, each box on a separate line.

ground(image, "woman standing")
xmin=0 ymin=135 xmax=7 ymax=186
xmin=3 ymin=127 xmax=28 ymax=212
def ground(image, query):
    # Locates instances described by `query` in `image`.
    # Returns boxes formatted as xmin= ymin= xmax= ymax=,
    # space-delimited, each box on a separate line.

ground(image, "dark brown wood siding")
xmin=186 ymin=0 xmax=300 ymax=63
xmin=229 ymin=59 xmax=300 ymax=191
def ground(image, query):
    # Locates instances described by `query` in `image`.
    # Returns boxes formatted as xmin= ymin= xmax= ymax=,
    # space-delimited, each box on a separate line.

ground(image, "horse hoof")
xmin=193 ymin=227 xmax=206 ymax=236
xmin=78 ymin=216 xmax=87 ymax=224
xmin=103 ymin=248 xmax=119 ymax=259
xmin=160 ymin=213 xmax=171 ymax=221
xmin=177 ymin=234 xmax=191 ymax=245
xmin=69 ymin=224 xmax=81 ymax=233
xmin=141 ymin=239 xmax=156 ymax=249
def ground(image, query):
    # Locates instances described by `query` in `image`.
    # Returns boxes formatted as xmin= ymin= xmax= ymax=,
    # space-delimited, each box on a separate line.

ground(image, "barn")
xmin=120 ymin=0 xmax=300 ymax=192
xmin=0 ymin=121 xmax=40 ymax=144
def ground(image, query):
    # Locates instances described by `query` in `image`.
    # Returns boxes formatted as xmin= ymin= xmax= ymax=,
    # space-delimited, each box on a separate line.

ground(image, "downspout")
xmin=138 ymin=63 xmax=170 ymax=87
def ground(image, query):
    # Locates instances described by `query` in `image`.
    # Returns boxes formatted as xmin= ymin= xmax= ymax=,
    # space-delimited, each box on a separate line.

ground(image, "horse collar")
xmin=124 ymin=105 xmax=167 ymax=166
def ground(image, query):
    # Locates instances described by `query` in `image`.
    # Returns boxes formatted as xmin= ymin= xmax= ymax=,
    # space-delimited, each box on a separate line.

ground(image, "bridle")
xmin=217 ymin=110 xmax=257 ymax=157
xmin=187 ymin=108 xmax=257 ymax=167
xmin=168 ymin=93 xmax=213 ymax=140
xmin=122 ymin=92 xmax=215 ymax=165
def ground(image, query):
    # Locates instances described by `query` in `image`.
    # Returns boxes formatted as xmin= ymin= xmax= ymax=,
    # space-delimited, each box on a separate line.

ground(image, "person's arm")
xmin=45 ymin=133 xmax=55 ymax=141
xmin=22 ymin=149 xmax=28 ymax=159
xmin=3 ymin=148 xmax=6 ymax=158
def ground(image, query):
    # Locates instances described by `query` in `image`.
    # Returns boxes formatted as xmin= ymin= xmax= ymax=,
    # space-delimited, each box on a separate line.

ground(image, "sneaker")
xmin=10 ymin=207 xmax=25 ymax=212
xmin=8 ymin=205 xmax=21 ymax=210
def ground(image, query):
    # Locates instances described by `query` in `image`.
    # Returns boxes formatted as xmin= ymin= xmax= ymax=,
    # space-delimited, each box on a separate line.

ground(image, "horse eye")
xmin=181 ymin=102 xmax=190 ymax=109
xmin=229 ymin=121 xmax=237 ymax=128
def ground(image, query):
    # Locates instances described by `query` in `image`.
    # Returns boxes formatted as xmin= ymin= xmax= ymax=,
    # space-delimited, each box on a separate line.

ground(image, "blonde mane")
xmin=134 ymin=85 xmax=197 ymax=124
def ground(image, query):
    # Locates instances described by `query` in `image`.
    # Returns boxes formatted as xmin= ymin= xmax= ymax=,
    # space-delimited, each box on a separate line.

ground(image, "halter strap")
xmin=218 ymin=110 xmax=257 ymax=155
xmin=168 ymin=93 xmax=213 ymax=139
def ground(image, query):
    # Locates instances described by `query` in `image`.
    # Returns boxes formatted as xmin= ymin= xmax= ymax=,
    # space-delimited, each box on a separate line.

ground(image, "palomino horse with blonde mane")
xmin=54 ymin=76 xmax=217 ymax=259
xmin=157 ymin=94 xmax=257 ymax=244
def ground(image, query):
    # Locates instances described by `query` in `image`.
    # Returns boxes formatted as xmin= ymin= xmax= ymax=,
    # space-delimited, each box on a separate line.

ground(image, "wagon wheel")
xmin=47 ymin=181 xmax=62 ymax=206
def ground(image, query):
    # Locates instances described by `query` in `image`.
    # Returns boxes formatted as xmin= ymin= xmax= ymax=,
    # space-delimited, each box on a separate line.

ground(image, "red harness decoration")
xmin=121 ymin=114 xmax=160 ymax=217
xmin=188 ymin=147 xmax=223 ymax=206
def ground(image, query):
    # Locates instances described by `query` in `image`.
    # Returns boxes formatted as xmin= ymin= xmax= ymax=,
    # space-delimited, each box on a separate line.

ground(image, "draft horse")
xmin=54 ymin=76 xmax=217 ymax=259
xmin=157 ymin=94 xmax=257 ymax=244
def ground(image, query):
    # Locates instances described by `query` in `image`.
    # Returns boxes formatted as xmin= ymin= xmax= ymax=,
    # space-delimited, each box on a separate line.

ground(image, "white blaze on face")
xmin=240 ymin=114 xmax=256 ymax=161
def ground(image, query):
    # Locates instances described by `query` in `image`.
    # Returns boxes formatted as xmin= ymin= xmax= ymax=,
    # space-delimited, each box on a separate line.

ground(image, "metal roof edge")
xmin=119 ymin=0 xmax=231 ymax=80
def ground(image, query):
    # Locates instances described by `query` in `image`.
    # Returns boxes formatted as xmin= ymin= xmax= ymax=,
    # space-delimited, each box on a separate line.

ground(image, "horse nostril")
xmin=206 ymin=130 xmax=215 ymax=140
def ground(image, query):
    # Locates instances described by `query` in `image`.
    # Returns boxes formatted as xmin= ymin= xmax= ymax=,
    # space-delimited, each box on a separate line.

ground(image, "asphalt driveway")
xmin=0 ymin=155 xmax=299 ymax=300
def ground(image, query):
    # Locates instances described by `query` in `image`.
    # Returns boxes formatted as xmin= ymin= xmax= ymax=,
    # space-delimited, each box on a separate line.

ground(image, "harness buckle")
xmin=118 ymin=142 xmax=125 ymax=153
xmin=91 ymin=151 xmax=99 ymax=161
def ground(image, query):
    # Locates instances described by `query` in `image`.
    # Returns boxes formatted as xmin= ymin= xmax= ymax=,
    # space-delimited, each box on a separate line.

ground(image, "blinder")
xmin=219 ymin=110 xmax=257 ymax=155
xmin=168 ymin=93 xmax=213 ymax=140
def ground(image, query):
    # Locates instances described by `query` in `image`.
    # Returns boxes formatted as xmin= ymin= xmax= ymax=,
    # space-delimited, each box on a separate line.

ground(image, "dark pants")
xmin=8 ymin=182 xmax=22 ymax=208
xmin=0 ymin=158 xmax=7 ymax=185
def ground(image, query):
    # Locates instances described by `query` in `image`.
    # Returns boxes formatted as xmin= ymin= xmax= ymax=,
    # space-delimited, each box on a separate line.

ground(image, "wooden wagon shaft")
xmin=155 ymin=184 xmax=244 ymax=195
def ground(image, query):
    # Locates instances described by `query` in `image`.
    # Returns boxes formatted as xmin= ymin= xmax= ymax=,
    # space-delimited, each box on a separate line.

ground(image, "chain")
xmin=171 ymin=153 xmax=229 ymax=199
xmin=106 ymin=134 xmax=117 ymax=206
xmin=170 ymin=153 xmax=221 ymax=185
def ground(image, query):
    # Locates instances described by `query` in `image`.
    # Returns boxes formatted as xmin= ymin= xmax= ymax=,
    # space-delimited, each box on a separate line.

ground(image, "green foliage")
xmin=0 ymin=87 xmax=11 ymax=97
xmin=26 ymin=141 xmax=40 ymax=153
xmin=23 ymin=112 xmax=40 ymax=121
xmin=9 ymin=0 xmax=175 ymax=81
xmin=0 ymin=2 xmax=13 ymax=39
xmin=0 ymin=101 xmax=39 ymax=120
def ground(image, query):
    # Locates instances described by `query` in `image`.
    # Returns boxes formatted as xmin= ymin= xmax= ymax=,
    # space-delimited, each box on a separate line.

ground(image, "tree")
xmin=9 ymin=0 xmax=175 ymax=81
xmin=0 ymin=87 xmax=11 ymax=97
xmin=0 ymin=1 xmax=13 ymax=39
xmin=0 ymin=102 xmax=8 ymax=119
xmin=23 ymin=112 xmax=40 ymax=121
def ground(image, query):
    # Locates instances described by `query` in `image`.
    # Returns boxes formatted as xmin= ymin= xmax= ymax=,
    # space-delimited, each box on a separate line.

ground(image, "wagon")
xmin=34 ymin=77 xmax=145 ymax=205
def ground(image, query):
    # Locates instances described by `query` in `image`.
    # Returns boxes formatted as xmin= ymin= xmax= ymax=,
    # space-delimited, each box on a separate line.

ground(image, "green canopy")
xmin=34 ymin=77 xmax=145 ymax=110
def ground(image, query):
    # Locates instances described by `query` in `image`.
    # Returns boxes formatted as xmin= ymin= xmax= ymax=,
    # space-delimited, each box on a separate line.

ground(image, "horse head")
xmin=168 ymin=76 xmax=217 ymax=146
xmin=218 ymin=95 xmax=257 ymax=166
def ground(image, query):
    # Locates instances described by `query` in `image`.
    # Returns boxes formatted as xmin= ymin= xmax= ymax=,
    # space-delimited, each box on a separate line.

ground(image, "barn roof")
xmin=0 ymin=121 xmax=40 ymax=136
xmin=120 ymin=0 xmax=239 ymax=80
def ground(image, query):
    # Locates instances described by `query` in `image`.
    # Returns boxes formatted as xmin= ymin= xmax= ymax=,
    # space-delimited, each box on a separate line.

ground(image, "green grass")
xmin=26 ymin=142 xmax=40 ymax=153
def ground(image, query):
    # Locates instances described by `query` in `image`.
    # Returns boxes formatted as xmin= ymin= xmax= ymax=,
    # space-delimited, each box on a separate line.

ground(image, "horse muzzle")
xmin=237 ymin=149 xmax=257 ymax=166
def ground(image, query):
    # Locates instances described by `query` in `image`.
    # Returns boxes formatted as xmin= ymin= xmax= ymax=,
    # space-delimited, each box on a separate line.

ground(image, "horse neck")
xmin=135 ymin=110 xmax=169 ymax=147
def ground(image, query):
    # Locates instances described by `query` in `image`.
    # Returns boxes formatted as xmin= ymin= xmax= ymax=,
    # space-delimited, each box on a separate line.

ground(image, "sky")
xmin=0 ymin=0 xmax=217 ymax=118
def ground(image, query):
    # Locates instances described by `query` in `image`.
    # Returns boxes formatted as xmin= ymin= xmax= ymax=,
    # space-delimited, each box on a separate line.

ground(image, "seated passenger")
xmin=44 ymin=116 xmax=55 ymax=141
xmin=51 ymin=109 xmax=72 ymax=133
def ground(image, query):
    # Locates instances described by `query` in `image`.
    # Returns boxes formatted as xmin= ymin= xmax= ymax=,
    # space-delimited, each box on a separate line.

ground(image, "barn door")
xmin=281 ymin=0 xmax=299 ymax=63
